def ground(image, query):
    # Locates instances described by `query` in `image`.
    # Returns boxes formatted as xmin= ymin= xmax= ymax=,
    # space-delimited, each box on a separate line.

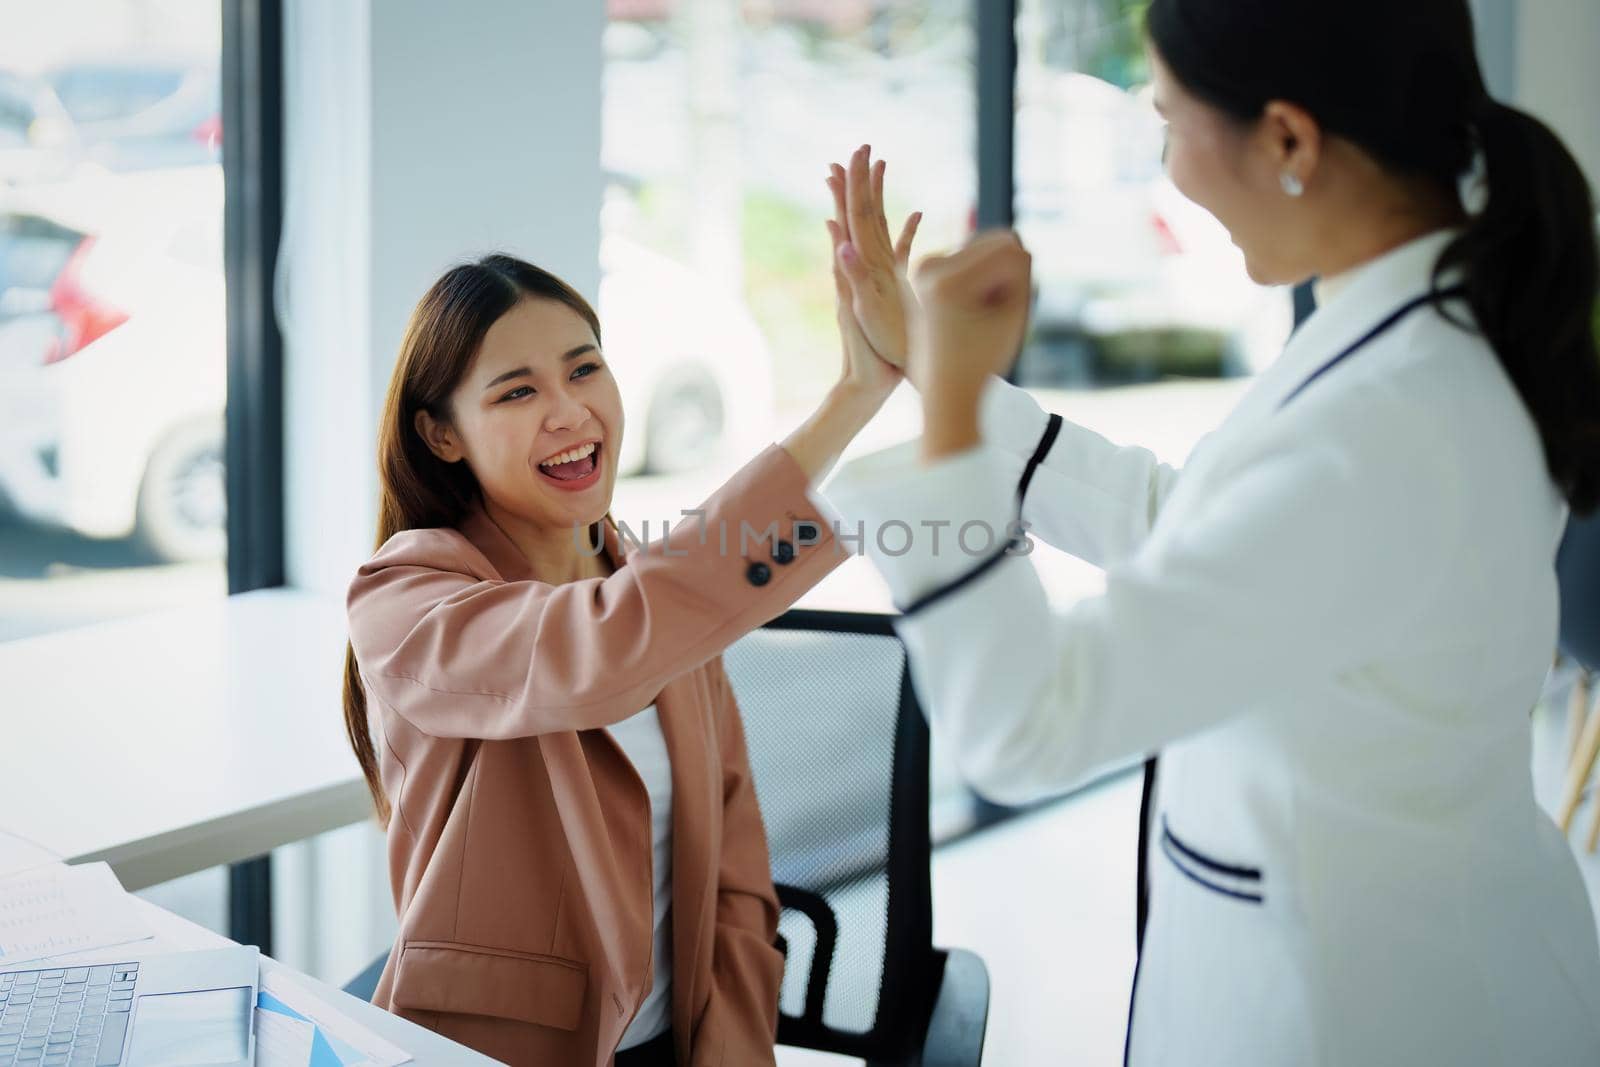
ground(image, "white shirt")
xmin=1312 ymin=264 xmax=1356 ymax=309
xmin=816 ymin=229 xmax=1600 ymax=1065
xmin=607 ymin=702 xmax=674 ymax=1050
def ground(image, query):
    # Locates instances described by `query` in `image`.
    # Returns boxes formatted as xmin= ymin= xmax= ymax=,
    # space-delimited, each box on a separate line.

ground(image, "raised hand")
xmin=827 ymin=145 xmax=921 ymax=368
xmin=771 ymin=152 xmax=915 ymax=487
xmin=910 ymin=230 xmax=1034 ymax=398
xmin=825 ymin=199 xmax=902 ymax=401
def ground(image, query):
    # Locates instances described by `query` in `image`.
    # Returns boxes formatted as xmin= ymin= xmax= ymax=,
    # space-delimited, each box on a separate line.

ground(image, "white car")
xmin=0 ymin=166 xmax=777 ymax=562
xmin=0 ymin=167 xmax=226 ymax=562
xmin=599 ymin=232 xmax=776 ymax=479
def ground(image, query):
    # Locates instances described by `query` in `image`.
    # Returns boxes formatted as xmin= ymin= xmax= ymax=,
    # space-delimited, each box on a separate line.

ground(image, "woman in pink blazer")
xmin=343 ymin=152 xmax=917 ymax=1067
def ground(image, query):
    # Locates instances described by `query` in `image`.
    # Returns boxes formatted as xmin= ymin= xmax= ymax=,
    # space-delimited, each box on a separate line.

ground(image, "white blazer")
xmin=816 ymin=229 xmax=1600 ymax=1066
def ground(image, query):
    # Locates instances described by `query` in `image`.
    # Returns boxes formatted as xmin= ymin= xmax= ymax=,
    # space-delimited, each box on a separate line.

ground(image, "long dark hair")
xmin=1147 ymin=0 xmax=1600 ymax=514
xmin=343 ymin=254 xmax=604 ymax=826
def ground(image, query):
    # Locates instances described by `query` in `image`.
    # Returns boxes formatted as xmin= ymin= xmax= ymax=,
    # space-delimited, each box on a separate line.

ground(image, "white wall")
xmin=279 ymin=0 xmax=375 ymax=600
xmin=1470 ymin=0 xmax=1518 ymax=100
xmin=281 ymin=0 xmax=604 ymax=599
xmin=368 ymin=2 xmax=605 ymax=392
xmin=1475 ymin=0 xmax=1600 ymax=190
xmin=274 ymin=0 xmax=604 ymax=984
xmin=1512 ymin=0 xmax=1600 ymax=190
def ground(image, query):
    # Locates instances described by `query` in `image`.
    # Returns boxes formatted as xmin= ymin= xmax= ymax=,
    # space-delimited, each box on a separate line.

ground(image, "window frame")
xmin=220 ymin=0 xmax=285 ymax=954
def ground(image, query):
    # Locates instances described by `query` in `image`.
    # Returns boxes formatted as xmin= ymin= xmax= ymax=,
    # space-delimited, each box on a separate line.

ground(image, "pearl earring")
xmin=1280 ymin=172 xmax=1304 ymax=198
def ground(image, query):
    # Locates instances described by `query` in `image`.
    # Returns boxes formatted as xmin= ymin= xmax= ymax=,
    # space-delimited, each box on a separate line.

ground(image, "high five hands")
xmin=823 ymin=149 xmax=914 ymax=402
xmin=824 ymin=147 xmax=920 ymax=374
xmin=826 ymin=144 xmax=1034 ymax=461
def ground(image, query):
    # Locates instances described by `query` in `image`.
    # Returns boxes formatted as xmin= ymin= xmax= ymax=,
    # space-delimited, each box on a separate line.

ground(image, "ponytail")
xmin=1436 ymin=99 xmax=1600 ymax=515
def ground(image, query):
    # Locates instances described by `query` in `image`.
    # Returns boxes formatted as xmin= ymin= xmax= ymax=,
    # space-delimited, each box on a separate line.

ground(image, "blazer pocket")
xmin=392 ymin=939 xmax=588 ymax=1031
xmin=1159 ymin=817 xmax=1264 ymax=905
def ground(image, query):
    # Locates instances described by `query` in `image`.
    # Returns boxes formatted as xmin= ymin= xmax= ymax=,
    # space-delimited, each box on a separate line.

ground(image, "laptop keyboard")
xmin=0 ymin=963 xmax=138 ymax=1067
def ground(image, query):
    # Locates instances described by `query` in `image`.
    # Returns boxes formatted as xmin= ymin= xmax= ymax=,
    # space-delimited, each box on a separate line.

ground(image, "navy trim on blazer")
xmin=1277 ymin=285 xmax=1468 ymax=410
xmin=1159 ymin=835 xmax=1264 ymax=905
xmin=895 ymin=536 xmax=1025 ymax=618
xmin=1016 ymin=412 xmax=1063 ymax=512
xmin=895 ymin=411 xmax=1063 ymax=619
xmin=1161 ymin=817 xmax=1261 ymax=881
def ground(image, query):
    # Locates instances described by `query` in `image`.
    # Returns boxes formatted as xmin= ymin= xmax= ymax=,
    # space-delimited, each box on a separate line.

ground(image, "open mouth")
xmin=536 ymin=440 xmax=603 ymax=489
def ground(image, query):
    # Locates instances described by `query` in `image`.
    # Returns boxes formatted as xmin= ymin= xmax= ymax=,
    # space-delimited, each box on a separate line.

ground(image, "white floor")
xmin=927 ymin=776 xmax=1141 ymax=1066
xmin=779 ymin=773 xmax=1141 ymax=1066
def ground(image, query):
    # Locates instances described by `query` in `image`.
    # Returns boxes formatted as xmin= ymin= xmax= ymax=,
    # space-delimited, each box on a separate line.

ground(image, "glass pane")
xmin=602 ymin=0 xmax=980 ymax=841
xmin=0 ymin=3 xmax=225 ymax=644
xmin=1012 ymin=0 xmax=1293 ymax=605
xmin=601 ymin=0 xmax=975 ymax=610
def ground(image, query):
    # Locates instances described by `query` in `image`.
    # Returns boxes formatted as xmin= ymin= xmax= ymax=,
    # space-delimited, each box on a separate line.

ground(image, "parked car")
xmin=0 ymin=166 xmax=777 ymax=562
xmin=599 ymin=232 xmax=777 ymax=477
xmin=0 ymin=167 xmax=225 ymax=560
xmin=0 ymin=210 xmax=82 ymax=319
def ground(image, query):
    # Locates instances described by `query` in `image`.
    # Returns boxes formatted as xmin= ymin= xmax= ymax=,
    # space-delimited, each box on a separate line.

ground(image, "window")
xmin=601 ymin=0 xmax=975 ymax=594
xmin=602 ymin=0 xmax=983 ymax=842
xmin=0 ymin=2 xmax=227 ymax=645
xmin=0 ymin=0 xmax=274 ymax=945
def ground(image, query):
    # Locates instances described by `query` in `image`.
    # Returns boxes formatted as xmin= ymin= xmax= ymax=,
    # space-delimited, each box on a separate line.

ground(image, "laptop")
xmin=0 ymin=946 xmax=259 ymax=1067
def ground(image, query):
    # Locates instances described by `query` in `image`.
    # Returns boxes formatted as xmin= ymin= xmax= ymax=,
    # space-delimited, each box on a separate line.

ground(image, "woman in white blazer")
xmin=814 ymin=1 xmax=1600 ymax=1064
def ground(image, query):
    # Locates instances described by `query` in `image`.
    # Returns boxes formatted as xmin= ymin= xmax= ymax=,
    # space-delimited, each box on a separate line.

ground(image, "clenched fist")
xmin=908 ymin=230 xmax=1034 ymax=399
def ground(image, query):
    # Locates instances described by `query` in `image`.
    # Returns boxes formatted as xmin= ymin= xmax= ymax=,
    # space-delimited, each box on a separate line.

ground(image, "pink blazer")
xmin=345 ymin=444 xmax=843 ymax=1066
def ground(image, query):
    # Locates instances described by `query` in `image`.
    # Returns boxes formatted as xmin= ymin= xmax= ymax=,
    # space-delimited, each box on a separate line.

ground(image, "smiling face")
xmin=414 ymin=296 xmax=624 ymax=534
xmin=1148 ymin=45 xmax=1324 ymax=287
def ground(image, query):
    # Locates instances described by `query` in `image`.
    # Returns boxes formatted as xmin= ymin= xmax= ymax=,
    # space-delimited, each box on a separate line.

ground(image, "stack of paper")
xmin=0 ymin=861 xmax=152 ymax=966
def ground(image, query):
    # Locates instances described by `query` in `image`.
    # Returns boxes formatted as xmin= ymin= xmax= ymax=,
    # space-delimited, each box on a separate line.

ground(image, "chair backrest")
xmin=723 ymin=609 xmax=940 ymax=1061
xmin=1563 ymin=221 xmax=1600 ymax=671
xmin=1559 ymin=510 xmax=1600 ymax=671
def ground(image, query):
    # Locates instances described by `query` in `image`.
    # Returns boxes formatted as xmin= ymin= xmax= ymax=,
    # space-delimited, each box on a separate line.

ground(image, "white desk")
xmin=0 ymin=589 xmax=500 ymax=1061
xmin=0 ymin=589 xmax=369 ymax=891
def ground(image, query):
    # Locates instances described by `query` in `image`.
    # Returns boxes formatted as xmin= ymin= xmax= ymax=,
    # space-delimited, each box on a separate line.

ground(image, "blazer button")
xmin=746 ymin=561 xmax=772 ymax=587
xmin=772 ymin=540 xmax=796 ymax=564
xmin=794 ymin=521 xmax=820 ymax=544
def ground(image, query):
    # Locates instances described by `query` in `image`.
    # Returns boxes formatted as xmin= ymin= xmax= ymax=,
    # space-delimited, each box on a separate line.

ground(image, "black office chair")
xmin=1558 ymin=509 xmax=1600 ymax=671
xmin=1555 ymin=509 xmax=1600 ymax=837
xmin=726 ymin=609 xmax=989 ymax=1066
xmin=345 ymin=609 xmax=990 ymax=1066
